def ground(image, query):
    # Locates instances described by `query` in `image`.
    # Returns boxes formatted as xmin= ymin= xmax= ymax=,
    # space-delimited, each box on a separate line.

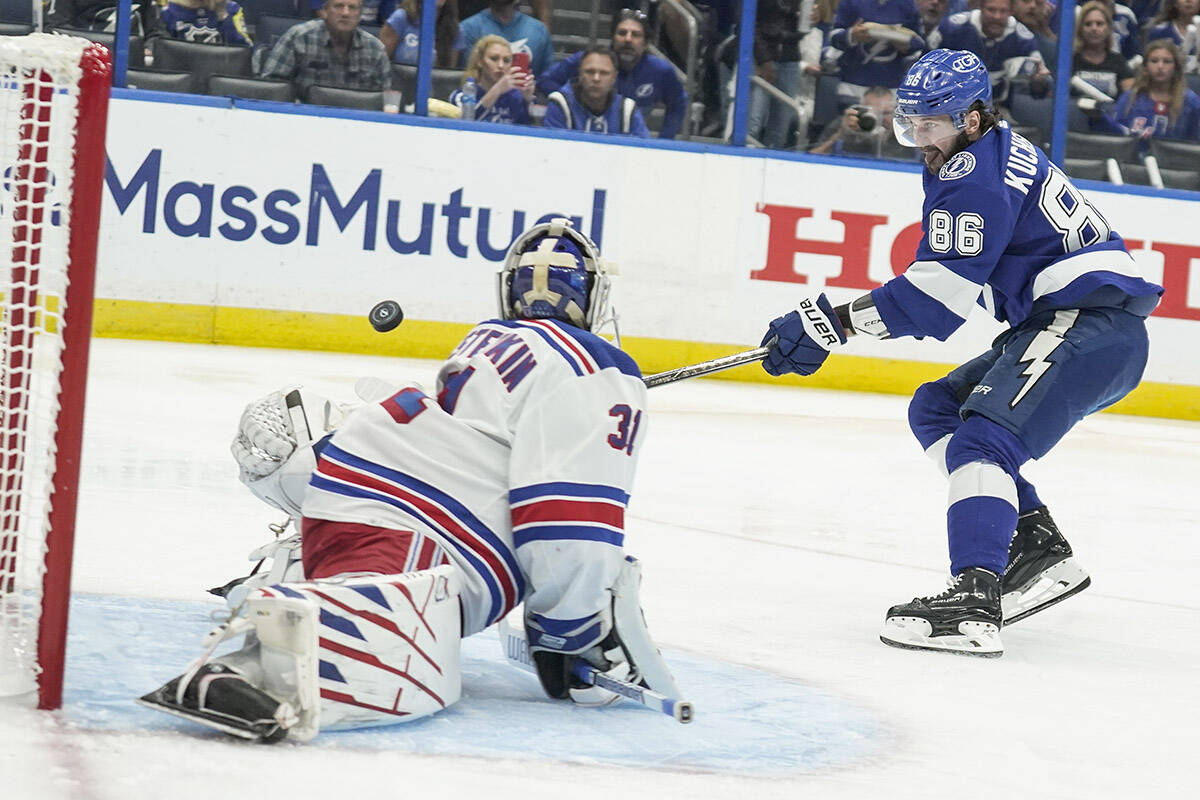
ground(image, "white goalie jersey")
xmin=301 ymin=318 xmax=648 ymax=638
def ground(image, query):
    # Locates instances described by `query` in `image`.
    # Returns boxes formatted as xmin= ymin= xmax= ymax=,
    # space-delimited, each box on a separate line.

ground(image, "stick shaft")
xmin=643 ymin=345 xmax=770 ymax=388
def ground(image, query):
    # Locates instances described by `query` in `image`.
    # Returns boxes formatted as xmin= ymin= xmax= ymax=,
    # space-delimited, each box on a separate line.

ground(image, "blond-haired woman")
xmin=450 ymin=35 xmax=532 ymax=124
xmin=1072 ymin=1 xmax=1135 ymax=100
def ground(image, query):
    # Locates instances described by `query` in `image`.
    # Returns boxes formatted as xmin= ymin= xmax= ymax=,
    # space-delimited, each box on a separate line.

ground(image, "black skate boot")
xmin=1002 ymin=506 xmax=1091 ymax=625
xmin=880 ymin=567 xmax=1004 ymax=657
xmin=138 ymin=663 xmax=297 ymax=743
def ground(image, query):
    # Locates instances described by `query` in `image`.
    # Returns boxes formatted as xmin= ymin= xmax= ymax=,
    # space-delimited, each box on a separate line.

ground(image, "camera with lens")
xmin=852 ymin=105 xmax=880 ymax=133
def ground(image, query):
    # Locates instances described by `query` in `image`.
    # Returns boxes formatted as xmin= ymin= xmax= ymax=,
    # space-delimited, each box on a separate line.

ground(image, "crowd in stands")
xmin=6 ymin=0 xmax=1199 ymax=179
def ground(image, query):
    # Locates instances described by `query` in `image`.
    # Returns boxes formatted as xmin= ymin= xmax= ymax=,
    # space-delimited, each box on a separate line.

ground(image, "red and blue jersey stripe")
xmin=509 ymin=481 xmax=628 ymax=549
xmin=308 ymin=442 xmax=525 ymax=625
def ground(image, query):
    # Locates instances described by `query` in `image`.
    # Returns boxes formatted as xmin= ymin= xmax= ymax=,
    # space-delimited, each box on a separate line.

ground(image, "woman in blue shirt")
xmin=380 ymin=0 xmax=466 ymax=67
xmin=450 ymin=34 xmax=532 ymax=123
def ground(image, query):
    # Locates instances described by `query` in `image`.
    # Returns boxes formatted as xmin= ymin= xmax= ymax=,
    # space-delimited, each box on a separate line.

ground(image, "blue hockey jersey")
xmin=542 ymin=84 xmax=650 ymax=137
xmin=930 ymin=11 xmax=1043 ymax=103
xmin=871 ymin=122 xmax=1162 ymax=341
xmin=828 ymin=0 xmax=924 ymax=90
xmin=162 ymin=1 xmax=251 ymax=46
xmin=537 ymin=52 xmax=688 ymax=139
xmin=1099 ymin=89 xmax=1200 ymax=143
xmin=449 ymin=83 xmax=530 ymax=124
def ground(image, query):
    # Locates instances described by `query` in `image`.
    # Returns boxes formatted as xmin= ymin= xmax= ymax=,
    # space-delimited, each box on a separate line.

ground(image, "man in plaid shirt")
xmin=260 ymin=0 xmax=391 ymax=99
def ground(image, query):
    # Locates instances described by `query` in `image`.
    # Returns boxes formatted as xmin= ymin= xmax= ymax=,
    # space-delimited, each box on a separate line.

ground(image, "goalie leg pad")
xmin=609 ymin=557 xmax=681 ymax=698
xmin=265 ymin=564 xmax=464 ymax=732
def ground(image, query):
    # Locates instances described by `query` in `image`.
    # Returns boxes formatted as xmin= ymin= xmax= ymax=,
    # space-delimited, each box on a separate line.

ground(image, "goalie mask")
xmin=497 ymin=219 xmax=617 ymax=336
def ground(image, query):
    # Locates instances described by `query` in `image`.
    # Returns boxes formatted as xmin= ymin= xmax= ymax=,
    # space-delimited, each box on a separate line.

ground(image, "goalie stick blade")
xmin=136 ymin=689 xmax=289 ymax=744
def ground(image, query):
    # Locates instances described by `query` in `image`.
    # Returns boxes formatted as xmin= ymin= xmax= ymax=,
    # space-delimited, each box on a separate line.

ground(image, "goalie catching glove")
xmin=231 ymin=387 xmax=346 ymax=517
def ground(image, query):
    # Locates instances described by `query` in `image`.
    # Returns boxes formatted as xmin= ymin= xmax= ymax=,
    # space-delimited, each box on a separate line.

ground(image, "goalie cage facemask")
xmin=497 ymin=218 xmax=617 ymax=337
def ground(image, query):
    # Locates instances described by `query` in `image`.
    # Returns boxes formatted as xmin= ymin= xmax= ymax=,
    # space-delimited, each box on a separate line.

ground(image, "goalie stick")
xmin=497 ymin=619 xmax=694 ymax=723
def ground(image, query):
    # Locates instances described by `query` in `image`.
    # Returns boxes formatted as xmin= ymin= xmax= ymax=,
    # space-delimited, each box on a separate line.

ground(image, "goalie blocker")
xmin=139 ymin=566 xmax=462 ymax=742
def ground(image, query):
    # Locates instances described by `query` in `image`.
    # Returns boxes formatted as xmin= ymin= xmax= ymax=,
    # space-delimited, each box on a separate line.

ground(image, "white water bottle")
xmin=460 ymin=78 xmax=478 ymax=121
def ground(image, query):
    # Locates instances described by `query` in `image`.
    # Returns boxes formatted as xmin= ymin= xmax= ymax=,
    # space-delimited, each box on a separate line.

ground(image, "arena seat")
xmin=208 ymin=74 xmax=297 ymax=102
xmin=125 ymin=69 xmax=196 ymax=94
xmin=1062 ymin=158 xmax=1112 ymax=183
xmin=305 ymin=84 xmax=383 ymax=110
xmin=391 ymin=64 xmax=465 ymax=103
xmin=1065 ymin=131 xmax=1140 ymax=163
xmin=153 ymin=39 xmax=253 ymax=92
xmin=1148 ymin=138 xmax=1200 ymax=171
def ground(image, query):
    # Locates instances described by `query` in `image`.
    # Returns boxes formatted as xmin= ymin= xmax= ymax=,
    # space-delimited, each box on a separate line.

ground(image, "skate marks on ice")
xmin=63 ymin=594 xmax=883 ymax=774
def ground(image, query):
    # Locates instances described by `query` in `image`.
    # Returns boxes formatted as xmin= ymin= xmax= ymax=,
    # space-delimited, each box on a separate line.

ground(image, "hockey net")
xmin=0 ymin=34 xmax=110 ymax=709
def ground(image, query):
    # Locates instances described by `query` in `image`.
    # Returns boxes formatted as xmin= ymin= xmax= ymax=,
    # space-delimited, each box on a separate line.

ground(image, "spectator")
xmin=1053 ymin=0 xmax=1143 ymax=64
xmin=918 ymin=0 xmax=954 ymax=36
xmin=46 ymin=0 xmax=166 ymax=43
xmin=460 ymin=0 xmax=554 ymax=78
xmin=449 ymin=34 xmax=531 ymax=123
xmin=1011 ymin=0 xmax=1058 ymax=62
xmin=308 ymin=0 xmax=396 ymax=25
xmin=457 ymin=0 xmax=552 ymax=29
xmin=1146 ymin=0 xmax=1198 ymax=46
xmin=1145 ymin=0 xmax=1199 ymax=71
xmin=543 ymin=48 xmax=651 ymax=137
xmin=1073 ymin=1 xmax=1135 ymax=101
xmin=1099 ymin=39 xmax=1200 ymax=143
xmin=260 ymin=0 xmax=392 ymax=99
xmin=931 ymin=0 xmax=1051 ymax=105
xmin=538 ymin=10 xmax=689 ymax=139
xmin=380 ymin=0 xmax=465 ymax=66
xmin=161 ymin=0 xmax=253 ymax=46
xmin=828 ymin=0 xmax=924 ymax=107
xmin=745 ymin=0 xmax=805 ymax=149
xmin=809 ymin=85 xmax=920 ymax=159
xmin=1126 ymin=0 xmax=1164 ymax=28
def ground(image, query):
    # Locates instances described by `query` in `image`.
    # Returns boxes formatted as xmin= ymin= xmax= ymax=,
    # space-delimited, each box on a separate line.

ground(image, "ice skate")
xmin=1002 ymin=506 xmax=1091 ymax=625
xmin=138 ymin=663 xmax=297 ymax=743
xmin=880 ymin=567 xmax=1003 ymax=657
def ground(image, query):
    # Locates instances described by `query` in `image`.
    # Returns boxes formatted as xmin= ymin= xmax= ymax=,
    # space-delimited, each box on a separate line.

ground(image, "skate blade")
xmin=136 ymin=693 xmax=277 ymax=742
xmin=879 ymin=617 xmax=1003 ymax=658
xmin=1002 ymin=559 xmax=1091 ymax=625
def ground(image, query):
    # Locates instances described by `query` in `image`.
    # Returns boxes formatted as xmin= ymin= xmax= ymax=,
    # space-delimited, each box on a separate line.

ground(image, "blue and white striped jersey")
xmin=301 ymin=318 xmax=646 ymax=638
xmin=871 ymin=121 xmax=1162 ymax=341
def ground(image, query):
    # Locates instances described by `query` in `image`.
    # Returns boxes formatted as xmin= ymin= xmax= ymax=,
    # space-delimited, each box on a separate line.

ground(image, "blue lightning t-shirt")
xmin=871 ymin=122 xmax=1162 ymax=342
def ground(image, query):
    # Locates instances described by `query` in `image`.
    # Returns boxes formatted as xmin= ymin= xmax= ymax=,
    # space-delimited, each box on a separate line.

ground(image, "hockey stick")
xmin=497 ymin=619 xmax=694 ymax=723
xmin=366 ymin=299 xmax=770 ymax=391
xmin=643 ymin=344 xmax=771 ymax=388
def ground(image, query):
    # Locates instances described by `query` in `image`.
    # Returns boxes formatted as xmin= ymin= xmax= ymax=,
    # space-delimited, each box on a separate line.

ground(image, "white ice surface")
xmin=3 ymin=338 xmax=1198 ymax=799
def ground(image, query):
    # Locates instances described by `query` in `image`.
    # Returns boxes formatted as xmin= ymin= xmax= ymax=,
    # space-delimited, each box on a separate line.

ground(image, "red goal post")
xmin=0 ymin=34 xmax=111 ymax=710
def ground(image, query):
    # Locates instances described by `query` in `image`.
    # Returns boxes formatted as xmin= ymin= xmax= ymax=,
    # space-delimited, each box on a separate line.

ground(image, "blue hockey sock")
xmin=948 ymin=496 xmax=1017 ymax=576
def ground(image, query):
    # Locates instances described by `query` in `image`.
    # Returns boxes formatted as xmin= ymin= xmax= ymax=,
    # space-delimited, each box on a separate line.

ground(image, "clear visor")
xmin=892 ymin=113 xmax=963 ymax=148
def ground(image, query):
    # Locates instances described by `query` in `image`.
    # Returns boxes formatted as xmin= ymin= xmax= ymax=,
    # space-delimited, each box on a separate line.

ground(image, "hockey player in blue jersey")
xmin=758 ymin=49 xmax=1162 ymax=657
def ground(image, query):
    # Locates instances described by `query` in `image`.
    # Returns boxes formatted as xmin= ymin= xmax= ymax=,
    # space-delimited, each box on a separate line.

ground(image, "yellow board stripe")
xmin=92 ymin=299 xmax=1200 ymax=421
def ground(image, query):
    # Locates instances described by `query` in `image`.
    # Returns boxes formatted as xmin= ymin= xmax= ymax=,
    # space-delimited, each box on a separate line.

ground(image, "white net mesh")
xmin=0 ymin=34 xmax=86 ymax=698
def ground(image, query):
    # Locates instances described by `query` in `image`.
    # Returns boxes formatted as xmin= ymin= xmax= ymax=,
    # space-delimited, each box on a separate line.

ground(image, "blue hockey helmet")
xmin=498 ymin=218 xmax=616 ymax=334
xmin=893 ymin=49 xmax=993 ymax=147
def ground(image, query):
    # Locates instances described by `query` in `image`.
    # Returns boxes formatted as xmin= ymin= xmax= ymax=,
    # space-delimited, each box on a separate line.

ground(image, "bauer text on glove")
xmin=760 ymin=294 xmax=847 ymax=376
